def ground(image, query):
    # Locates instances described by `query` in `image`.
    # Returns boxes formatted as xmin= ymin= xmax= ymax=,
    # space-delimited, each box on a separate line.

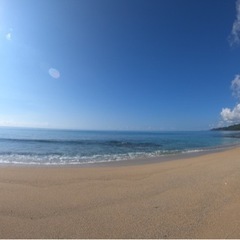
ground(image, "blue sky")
xmin=1 ymin=0 xmax=240 ymax=130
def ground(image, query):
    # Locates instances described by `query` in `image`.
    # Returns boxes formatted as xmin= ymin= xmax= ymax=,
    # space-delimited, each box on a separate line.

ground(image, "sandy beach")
xmin=1 ymin=147 xmax=240 ymax=238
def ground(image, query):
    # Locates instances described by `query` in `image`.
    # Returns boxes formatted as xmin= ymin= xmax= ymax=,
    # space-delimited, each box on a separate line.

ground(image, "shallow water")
xmin=0 ymin=127 xmax=239 ymax=165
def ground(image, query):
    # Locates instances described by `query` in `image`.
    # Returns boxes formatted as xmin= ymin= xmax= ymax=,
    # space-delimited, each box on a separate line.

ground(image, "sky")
xmin=1 ymin=0 xmax=240 ymax=131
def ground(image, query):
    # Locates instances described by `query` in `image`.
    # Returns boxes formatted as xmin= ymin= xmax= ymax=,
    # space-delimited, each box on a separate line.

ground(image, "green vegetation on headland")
xmin=211 ymin=123 xmax=240 ymax=131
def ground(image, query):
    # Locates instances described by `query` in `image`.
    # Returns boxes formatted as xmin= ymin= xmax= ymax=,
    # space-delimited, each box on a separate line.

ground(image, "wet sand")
xmin=1 ymin=147 xmax=240 ymax=238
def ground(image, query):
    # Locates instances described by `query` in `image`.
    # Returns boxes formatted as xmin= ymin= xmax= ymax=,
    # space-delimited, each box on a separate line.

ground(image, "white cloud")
xmin=220 ymin=75 xmax=240 ymax=124
xmin=231 ymin=74 xmax=240 ymax=99
xmin=221 ymin=104 xmax=240 ymax=123
xmin=219 ymin=1 xmax=240 ymax=124
xmin=229 ymin=0 xmax=240 ymax=46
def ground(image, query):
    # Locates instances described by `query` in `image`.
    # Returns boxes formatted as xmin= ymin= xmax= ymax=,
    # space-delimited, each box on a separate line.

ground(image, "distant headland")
xmin=211 ymin=123 xmax=240 ymax=131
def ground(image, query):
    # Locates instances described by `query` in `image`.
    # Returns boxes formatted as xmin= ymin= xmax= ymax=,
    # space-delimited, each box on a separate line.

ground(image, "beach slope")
xmin=1 ymin=148 xmax=240 ymax=238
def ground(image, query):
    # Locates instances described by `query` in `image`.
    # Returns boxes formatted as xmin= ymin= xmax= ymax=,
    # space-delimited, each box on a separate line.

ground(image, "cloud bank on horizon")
xmin=220 ymin=0 xmax=240 ymax=124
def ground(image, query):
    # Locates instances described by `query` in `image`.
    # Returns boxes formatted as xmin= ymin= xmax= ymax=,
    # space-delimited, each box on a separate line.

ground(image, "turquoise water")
xmin=0 ymin=127 xmax=240 ymax=165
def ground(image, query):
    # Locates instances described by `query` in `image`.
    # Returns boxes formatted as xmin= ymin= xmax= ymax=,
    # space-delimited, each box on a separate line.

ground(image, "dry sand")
xmin=1 ymin=147 xmax=240 ymax=238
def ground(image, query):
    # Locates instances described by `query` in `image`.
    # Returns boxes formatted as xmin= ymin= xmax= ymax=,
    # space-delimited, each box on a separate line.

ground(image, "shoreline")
xmin=1 ymin=147 xmax=240 ymax=238
xmin=1 ymin=142 xmax=239 ymax=168
xmin=95 ymin=143 xmax=240 ymax=168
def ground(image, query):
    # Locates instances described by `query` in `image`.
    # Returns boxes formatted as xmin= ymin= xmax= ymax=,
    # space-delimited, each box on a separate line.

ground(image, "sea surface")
xmin=0 ymin=127 xmax=240 ymax=165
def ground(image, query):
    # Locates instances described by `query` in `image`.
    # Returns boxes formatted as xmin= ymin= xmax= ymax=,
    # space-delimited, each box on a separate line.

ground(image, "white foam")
xmin=0 ymin=148 xmax=208 ymax=166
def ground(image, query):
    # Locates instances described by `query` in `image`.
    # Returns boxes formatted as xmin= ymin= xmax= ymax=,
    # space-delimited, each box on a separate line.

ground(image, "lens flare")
xmin=48 ymin=68 xmax=60 ymax=79
xmin=5 ymin=32 xmax=11 ymax=41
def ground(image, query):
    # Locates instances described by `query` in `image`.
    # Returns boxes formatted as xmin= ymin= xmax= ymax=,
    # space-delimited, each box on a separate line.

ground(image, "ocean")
xmin=0 ymin=127 xmax=240 ymax=166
